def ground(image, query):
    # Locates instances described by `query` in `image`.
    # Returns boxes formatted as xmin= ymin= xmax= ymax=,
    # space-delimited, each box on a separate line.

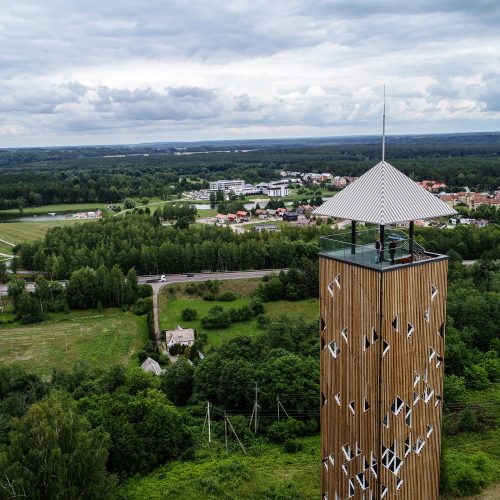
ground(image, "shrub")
xmin=123 ymin=198 xmax=136 ymax=209
xmin=441 ymin=450 xmax=494 ymax=497
xmin=250 ymin=297 xmax=264 ymax=315
xmin=266 ymin=418 xmax=306 ymax=444
xmin=136 ymin=284 xmax=152 ymax=298
xmin=444 ymin=374 xmax=466 ymax=404
xmin=217 ymin=291 xmax=237 ymax=301
xmin=181 ymin=307 xmax=197 ymax=321
xmin=283 ymin=439 xmax=303 ymax=453
xmin=203 ymin=293 xmax=216 ymax=301
xmin=442 ymin=414 xmax=458 ymax=436
xmin=458 ymin=409 xmax=478 ymax=432
xmin=131 ymin=297 xmax=152 ymax=315
xmin=201 ymin=306 xmax=231 ymax=329
xmin=185 ymin=284 xmax=198 ymax=295
xmin=262 ymin=482 xmax=301 ymax=500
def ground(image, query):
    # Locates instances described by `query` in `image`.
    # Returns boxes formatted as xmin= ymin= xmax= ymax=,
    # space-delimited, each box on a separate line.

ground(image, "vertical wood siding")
xmin=320 ymin=257 xmax=448 ymax=500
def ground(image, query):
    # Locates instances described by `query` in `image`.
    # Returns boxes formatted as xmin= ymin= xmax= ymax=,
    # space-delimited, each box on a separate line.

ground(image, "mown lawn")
xmin=119 ymin=435 xmax=321 ymax=500
xmin=0 ymin=219 xmax=95 ymax=244
xmin=0 ymin=309 xmax=148 ymax=377
xmin=159 ymin=279 xmax=318 ymax=350
xmin=0 ymin=240 xmax=14 ymax=255
xmin=0 ymin=202 xmax=111 ymax=216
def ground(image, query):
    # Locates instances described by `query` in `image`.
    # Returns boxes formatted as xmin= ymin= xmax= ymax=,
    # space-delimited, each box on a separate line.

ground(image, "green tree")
xmin=16 ymin=289 xmax=43 ymax=323
xmin=0 ymin=261 xmax=7 ymax=283
xmin=182 ymin=307 xmax=197 ymax=321
xmin=160 ymin=359 xmax=194 ymax=405
xmin=443 ymin=374 xmax=466 ymax=405
xmin=0 ymin=391 xmax=115 ymax=499
xmin=123 ymin=198 xmax=136 ymax=209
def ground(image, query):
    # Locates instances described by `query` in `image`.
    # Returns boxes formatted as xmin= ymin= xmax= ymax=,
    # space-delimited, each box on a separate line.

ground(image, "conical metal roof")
xmin=313 ymin=161 xmax=457 ymax=225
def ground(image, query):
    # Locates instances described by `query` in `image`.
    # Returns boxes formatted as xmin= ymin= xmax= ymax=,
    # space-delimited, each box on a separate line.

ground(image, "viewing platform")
xmin=319 ymin=228 xmax=446 ymax=270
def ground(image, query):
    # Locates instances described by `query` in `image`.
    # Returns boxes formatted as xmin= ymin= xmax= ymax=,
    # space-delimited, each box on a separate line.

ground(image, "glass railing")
xmin=319 ymin=230 xmax=431 ymax=269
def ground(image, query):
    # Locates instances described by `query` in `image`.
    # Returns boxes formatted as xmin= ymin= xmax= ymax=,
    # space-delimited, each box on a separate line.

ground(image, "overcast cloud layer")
xmin=1 ymin=0 xmax=499 ymax=147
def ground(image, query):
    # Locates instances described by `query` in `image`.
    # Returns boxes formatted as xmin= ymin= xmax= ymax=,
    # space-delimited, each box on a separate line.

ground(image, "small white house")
xmin=165 ymin=325 xmax=195 ymax=348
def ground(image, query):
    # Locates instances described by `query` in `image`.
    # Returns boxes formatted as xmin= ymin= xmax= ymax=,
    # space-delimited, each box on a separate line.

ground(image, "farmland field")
xmin=0 ymin=309 xmax=148 ymax=377
xmin=159 ymin=278 xmax=319 ymax=349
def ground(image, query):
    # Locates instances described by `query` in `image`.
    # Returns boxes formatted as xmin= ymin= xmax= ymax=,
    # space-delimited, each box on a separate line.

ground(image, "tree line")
xmin=1 ymin=136 xmax=499 ymax=210
xmin=16 ymin=216 xmax=323 ymax=277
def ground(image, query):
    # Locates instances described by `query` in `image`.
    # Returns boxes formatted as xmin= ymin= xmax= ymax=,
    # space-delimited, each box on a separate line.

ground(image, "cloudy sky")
xmin=1 ymin=0 xmax=499 ymax=147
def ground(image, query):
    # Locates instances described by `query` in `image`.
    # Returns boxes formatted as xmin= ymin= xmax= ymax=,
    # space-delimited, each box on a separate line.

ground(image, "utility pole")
xmin=226 ymin=413 xmax=247 ymax=455
xmin=277 ymin=394 xmax=289 ymax=421
xmin=202 ymin=401 xmax=212 ymax=444
xmin=254 ymin=382 xmax=258 ymax=434
xmin=224 ymin=411 xmax=228 ymax=453
xmin=207 ymin=401 xmax=211 ymax=443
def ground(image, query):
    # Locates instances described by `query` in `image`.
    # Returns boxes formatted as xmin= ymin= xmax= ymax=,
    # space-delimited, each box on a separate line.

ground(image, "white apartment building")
xmin=209 ymin=179 xmax=245 ymax=192
xmin=265 ymin=185 xmax=289 ymax=197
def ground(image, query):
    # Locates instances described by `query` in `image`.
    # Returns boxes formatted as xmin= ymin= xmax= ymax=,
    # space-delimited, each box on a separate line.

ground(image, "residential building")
xmin=236 ymin=210 xmax=249 ymax=222
xmin=314 ymin=159 xmax=456 ymax=499
xmin=282 ymin=212 xmax=298 ymax=221
xmin=165 ymin=325 xmax=195 ymax=348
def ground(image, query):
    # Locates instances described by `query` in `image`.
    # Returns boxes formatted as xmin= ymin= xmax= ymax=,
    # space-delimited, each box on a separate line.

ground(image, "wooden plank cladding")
xmin=320 ymin=255 xmax=448 ymax=499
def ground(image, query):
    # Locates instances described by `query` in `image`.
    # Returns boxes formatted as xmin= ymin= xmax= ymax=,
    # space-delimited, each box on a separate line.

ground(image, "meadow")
xmin=159 ymin=278 xmax=319 ymax=349
xmin=119 ymin=422 xmax=499 ymax=499
xmin=0 ymin=308 xmax=148 ymax=377
xmin=119 ymin=435 xmax=321 ymax=500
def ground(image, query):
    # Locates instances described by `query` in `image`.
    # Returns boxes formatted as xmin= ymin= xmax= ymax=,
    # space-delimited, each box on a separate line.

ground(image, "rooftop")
xmin=313 ymin=161 xmax=457 ymax=225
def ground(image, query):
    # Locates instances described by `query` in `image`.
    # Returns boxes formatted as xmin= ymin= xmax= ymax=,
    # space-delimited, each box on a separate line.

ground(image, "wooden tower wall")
xmin=320 ymin=256 xmax=448 ymax=499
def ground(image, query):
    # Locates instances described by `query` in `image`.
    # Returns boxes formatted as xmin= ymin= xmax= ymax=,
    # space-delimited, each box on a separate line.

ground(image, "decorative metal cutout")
xmin=407 ymin=322 xmax=414 ymax=338
xmin=328 ymin=340 xmax=340 ymax=358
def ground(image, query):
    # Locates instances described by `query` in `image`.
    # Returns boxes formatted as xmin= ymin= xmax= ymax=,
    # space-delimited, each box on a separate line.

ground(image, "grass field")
xmin=159 ymin=279 xmax=318 ymax=349
xmin=0 ymin=219 xmax=95 ymax=244
xmin=0 ymin=240 xmax=14 ymax=255
xmin=119 ymin=435 xmax=320 ymax=500
xmin=0 ymin=309 xmax=148 ymax=377
xmin=0 ymin=203 xmax=111 ymax=216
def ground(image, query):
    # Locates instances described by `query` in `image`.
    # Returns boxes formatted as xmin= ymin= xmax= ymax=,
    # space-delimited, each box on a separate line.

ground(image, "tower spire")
xmin=382 ymin=85 xmax=386 ymax=162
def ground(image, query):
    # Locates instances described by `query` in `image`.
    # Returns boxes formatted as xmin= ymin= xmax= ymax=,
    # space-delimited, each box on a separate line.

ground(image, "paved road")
xmin=1 ymin=270 xmax=281 ymax=297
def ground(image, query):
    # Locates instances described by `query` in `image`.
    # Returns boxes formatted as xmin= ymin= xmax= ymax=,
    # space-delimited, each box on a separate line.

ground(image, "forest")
xmin=13 ymin=215 xmax=500 ymax=279
xmin=1 ymin=133 xmax=499 ymax=210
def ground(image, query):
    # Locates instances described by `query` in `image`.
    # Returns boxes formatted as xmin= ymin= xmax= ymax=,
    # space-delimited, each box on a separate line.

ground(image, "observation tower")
xmin=315 ymin=131 xmax=456 ymax=499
